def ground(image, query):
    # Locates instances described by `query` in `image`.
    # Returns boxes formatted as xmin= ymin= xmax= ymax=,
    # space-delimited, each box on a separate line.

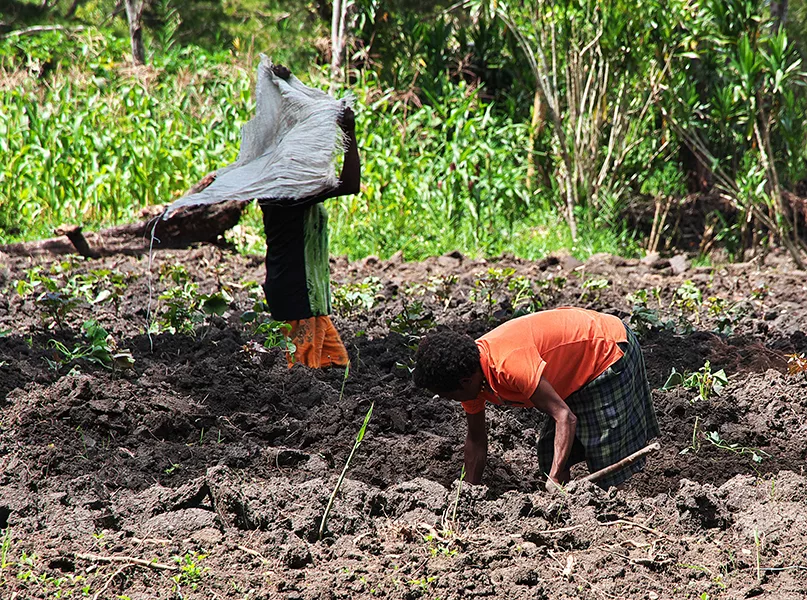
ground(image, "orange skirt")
xmin=286 ymin=316 xmax=348 ymax=368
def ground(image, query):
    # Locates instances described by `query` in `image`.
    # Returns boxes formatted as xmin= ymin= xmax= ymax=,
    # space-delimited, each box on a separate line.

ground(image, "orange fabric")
xmin=461 ymin=308 xmax=628 ymax=415
xmin=286 ymin=316 xmax=349 ymax=368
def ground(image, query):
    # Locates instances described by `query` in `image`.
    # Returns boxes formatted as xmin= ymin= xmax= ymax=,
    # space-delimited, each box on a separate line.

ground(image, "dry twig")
xmin=75 ymin=552 xmax=177 ymax=572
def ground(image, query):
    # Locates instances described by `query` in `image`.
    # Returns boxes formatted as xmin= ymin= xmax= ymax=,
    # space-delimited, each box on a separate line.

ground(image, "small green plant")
xmin=16 ymin=265 xmax=82 ymax=329
xmin=423 ymin=274 xmax=458 ymax=308
xmin=628 ymin=288 xmax=673 ymax=335
xmin=158 ymin=265 xmax=201 ymax=334
xmin=238 ymin=279 xmax=270 ymax=319
xmin=16 ymin=263 xmax=136 ymax=329
xmin=319 ymin=393 xmax=374 ymax=539
xmin=750 ymin=283 xmax=769 ymax=300
xmin=450 ymin=466 xmax=466 ymax=524
xmin=629 ymin=306 xmax=671 ymax=336
xmin=91 ymin=531 xmax=107 ymax=550
xmin=388 ymin=298 xmax=435 ymax=338
xmin=48 ymin=320 xmax=135 ymax=371
xmin=704 ymin=431 xmax=770 ymax=464
xmin=154 ymin=264 xmax=231 ymax=335
xmin=579 ymin=277 xmax=610 ymax=302
xmin=253 ymin=319 xmax=297 ymax=358
xmin=172 ymin=552 xmax=208 ymax=591
xmin=332 ymin=277 xmax=383 ymax=316
xmin=508 ymin=275 xmax=543 ymax=314
xmin=662 ymin=361 xmax=727 ymax=402
xmin=673 ymin=280 xmax=703 ymax=331
xmin=1 ymin=527 xmax=12 ymax=568
xmin=679 ymin=416 xmax=701 ymax=455
xmin=471 ymin=267 xmax=516 ymax=318
xmin=406 ymin=575 xmax=437 ymax=594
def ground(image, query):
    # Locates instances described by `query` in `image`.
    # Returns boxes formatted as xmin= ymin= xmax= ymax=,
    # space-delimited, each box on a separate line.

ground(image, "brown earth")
xmin=1 ymin=246 xmax=806 ymax=599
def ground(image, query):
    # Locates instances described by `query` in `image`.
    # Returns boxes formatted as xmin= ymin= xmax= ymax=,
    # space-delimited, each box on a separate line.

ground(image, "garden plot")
xmin=1 ymin=247 xmax=806 ymax=599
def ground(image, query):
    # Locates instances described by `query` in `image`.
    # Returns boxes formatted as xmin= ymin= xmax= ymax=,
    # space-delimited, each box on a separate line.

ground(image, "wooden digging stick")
xmin=582 ymin=442 xmax=661 ymax=484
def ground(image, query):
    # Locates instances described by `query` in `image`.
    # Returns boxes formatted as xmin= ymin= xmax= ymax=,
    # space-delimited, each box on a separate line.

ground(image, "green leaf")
xmin=661 ymin=369 xmax=684 ymax=390
xmin=202 ymin=294 xmax=229 ymax=316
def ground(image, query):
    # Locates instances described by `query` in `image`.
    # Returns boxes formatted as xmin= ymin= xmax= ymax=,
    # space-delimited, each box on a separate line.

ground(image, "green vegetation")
xmin=319 ymin=391 xmax=374 ymax=539
xmin=662 ymin=361 xmax=729 ymax=402
xmin=332 ymin=276 xmax=383 ymax=316
xmin=15 ymin=258 xmax=137 ymax=329
xmin=153 ymin=263 xmax=232 ymax=335
xmin=48 ymin=318 xmax=135 ymax=370
xmin=1 ymin=0 xmax=806 ymax=263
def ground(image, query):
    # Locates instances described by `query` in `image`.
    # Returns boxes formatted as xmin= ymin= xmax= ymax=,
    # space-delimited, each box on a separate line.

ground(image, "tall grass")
xmin=0 ymin=29 xmax=639 ymax=260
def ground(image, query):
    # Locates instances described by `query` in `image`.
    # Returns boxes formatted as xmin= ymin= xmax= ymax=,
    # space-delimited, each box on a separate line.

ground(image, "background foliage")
xmin=1 ymin=0 xmax=806 ymax=262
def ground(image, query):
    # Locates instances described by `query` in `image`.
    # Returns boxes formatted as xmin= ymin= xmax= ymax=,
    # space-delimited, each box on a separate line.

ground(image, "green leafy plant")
xmin=332 ymin=277 xmax=383 ymax=316
xmin=704 ymin=430 xmax=770 ymax=465
xmin=389 ymin=298 xmax=435 ymax=338
xmin=579 ymin=277 xmax=610 ymax=302
xmin=662 ymin=361 xmax=728 ymax=402
xmin=508 ymin=275 xmax=542 ymax=314
xmin=471 ymin=267 xmax=516 ymax=318
xmin=48 ymin=320 xmax=135 ymax=371
xmin=172 ymin=552 xmax=208 ymax=591
xmin=154 ymin=264 xmax=232 ymax=335
xmin=254 ymin=319 xmax=297 ymax=359
xmin=671 ymin=280 xmax=703 ymax=332
xmin=423 ymin=274 xmax=459 ymax=309
xmin=629 ymin=286 xmax=672 ymax=335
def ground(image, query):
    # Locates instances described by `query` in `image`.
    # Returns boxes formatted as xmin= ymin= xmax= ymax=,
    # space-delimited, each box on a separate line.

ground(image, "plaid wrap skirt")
xmin=537 ymin=324 xmax=660 ymax=488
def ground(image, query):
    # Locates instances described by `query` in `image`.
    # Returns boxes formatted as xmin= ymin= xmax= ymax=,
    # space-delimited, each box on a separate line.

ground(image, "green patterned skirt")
xmin=538 ymin=324 xmax=660 ymax=488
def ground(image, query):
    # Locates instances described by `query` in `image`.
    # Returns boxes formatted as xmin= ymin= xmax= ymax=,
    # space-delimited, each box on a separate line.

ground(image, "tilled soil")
xmin=1 ymin=245 xmax=806 ymax=599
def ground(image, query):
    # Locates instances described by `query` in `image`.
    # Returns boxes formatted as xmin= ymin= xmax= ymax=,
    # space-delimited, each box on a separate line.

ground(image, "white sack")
xmin=163 ymin=54 xmax=349 ymax=219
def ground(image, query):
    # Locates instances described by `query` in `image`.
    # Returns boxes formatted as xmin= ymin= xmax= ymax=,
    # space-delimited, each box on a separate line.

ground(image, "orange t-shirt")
xmin=461 ymin=307 xmax=627 ymax=415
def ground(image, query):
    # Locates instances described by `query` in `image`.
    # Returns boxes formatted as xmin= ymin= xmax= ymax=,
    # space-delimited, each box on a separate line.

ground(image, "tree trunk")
xmin=771 ymin=0 xmax=788 ymax=29
xmin=0 ymin=175 xmax=246 ymax=258
xmin=330 ymin=0 xmax=350 ymax=84
xmin=65 ymin=0 xmax=85 ymax=19
xmin=526 ymin=88 xmax=545 ymax=191
xmin=124 ymin=0 xmax=145 ymax=66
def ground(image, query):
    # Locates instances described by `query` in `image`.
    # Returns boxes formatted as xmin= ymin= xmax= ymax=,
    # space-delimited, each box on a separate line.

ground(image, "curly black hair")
xmin=412 ymin=330 xmax=480 ymax=393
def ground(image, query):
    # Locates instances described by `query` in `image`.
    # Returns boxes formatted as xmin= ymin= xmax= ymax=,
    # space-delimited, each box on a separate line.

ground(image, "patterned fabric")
xmin=287 ymin=316 xmax=348 ymax=368
xmin=537 ymin=324 xmax=660 ymax=488
xmin=303 ymin=203 xmax=331 ymax=316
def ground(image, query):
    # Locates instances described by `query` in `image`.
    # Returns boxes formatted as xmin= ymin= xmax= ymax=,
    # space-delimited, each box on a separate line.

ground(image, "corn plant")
xmin=319 ymin=383 xmax=373 ymax=539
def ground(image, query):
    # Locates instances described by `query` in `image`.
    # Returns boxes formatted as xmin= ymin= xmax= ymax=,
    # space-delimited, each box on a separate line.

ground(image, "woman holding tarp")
xmin=164 ymin=58 xmax=360 ymax=368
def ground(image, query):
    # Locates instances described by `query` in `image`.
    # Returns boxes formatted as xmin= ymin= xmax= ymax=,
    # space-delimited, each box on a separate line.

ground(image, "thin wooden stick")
xmin=93 ymin=565 xmax=128 ymax=600
xmin=582 ymin=442 xmax=661 ymax=484
xmin=75 ymin=552 xmax=177 ymax=571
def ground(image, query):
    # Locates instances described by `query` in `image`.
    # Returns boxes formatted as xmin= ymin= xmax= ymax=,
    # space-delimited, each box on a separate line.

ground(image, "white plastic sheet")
xmin=163 ymin=54 xmax=349 ymax=219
